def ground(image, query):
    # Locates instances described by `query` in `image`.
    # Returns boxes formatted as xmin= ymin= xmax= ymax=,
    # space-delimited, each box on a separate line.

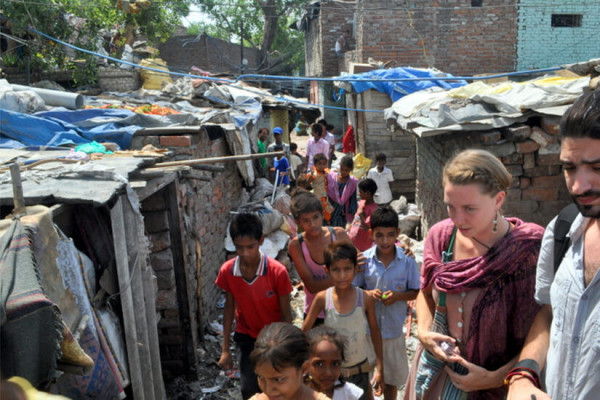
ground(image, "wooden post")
xmin=148 ymin=151 xmax=284 ymax=169
xmin=111 ymin=196 xmax=145 ymax=400
xmin=10 ymin=163 xmax=25 ymax=215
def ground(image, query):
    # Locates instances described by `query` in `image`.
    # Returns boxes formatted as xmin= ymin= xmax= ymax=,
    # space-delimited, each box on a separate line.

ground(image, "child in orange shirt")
xmin=307 ymin=153 xmax=334 ymax=222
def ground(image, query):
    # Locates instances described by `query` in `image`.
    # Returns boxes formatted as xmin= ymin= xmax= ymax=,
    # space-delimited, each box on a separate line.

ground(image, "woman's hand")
xmin=506 ymin=375 xmax=552 ymax=400
xmin=444 ymin=355 xmax=505 ymax=392
xmin=417 ymin=330 xmax=457 ymax=362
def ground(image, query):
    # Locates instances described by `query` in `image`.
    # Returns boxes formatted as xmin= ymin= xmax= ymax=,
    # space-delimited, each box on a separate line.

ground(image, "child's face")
xmin=311 ymin=129 xmax=321 ymax=141
xmin=327 ymin=258 xmax=357 ymax=289
xmin=259 ymin=130 xmax=268 ymax=142
xmin=232 ymin=235 xmax=263 ymax=267
xmin=255 ymin=361 xmax=306 ymax=400
xmin=339 ymin=165 xmax=352 ymax=179
xmin=308 ymin=340 xmax=343 ymax=394
xmin=376 ymin=159 xmax=386 ymax=170
xmin=314 ymin=159 xmax=327 ymax=173
xmin=371 ymin=227 xmax=399 ymax=256
xmin=296 ymin=211 xmax=323 ymax=237
xmin=358 ymin=188 xmax=373 ymax=201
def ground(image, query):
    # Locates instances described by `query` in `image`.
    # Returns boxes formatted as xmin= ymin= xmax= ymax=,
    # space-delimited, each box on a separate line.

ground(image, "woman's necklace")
xmin=471 ymin=236 xmax=490 ymax=249
xmin=471 ymin=219 xmax=512 ymax=250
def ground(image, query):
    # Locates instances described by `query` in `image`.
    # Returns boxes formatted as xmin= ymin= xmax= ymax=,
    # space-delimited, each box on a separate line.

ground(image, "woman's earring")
xmin=492 ymin=212 xmax=498 ymax=233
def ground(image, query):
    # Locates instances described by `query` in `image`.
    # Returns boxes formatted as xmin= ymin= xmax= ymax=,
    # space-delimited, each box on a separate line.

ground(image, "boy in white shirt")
xmin=367 ymin=153 xmax=394 ymax=205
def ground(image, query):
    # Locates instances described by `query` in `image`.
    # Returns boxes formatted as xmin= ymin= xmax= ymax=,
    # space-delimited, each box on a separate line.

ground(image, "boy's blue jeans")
xmin=234 ymin=332 xmax=260 ymax=400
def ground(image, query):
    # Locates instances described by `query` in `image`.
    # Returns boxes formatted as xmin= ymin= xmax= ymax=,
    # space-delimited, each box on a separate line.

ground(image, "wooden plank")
xmin=111 ymin=197 xmax=145 ymax=400
xmin=120 ymin=196 xmax=156 ymax=400
xmin=149 ymin=151 xmax=284 ymax=169
xmin=143 ymin=259 xmax=167 ymax=399
xmin=135 ymin=126 xmax=203 ymax=136
xmin=166 ymin=182 xmax=197 ymax=377
xmin=133 ymin=172 xmax=178 ymax=202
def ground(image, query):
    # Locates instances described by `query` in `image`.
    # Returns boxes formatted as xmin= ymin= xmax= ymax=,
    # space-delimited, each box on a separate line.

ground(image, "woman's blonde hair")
xmin=443 ymin=149 xmax=511 ymax=195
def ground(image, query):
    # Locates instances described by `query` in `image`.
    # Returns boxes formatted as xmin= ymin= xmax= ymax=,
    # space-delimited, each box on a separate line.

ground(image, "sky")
xmin=180 ymin=5 xmax=210 ymax=27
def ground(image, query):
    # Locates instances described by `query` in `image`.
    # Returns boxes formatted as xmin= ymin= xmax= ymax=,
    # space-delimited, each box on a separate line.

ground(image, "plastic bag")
xmin=352 ymin=153 xmax=372 ymax=179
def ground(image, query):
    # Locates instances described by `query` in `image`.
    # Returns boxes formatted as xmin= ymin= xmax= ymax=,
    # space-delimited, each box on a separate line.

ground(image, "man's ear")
xmin=259 ymin=235 xmax=265 ymax=246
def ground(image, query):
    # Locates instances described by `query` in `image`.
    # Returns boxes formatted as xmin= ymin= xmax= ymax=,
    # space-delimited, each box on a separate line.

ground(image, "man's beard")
xmin=572 ymin=190 xmax=600 ymax=218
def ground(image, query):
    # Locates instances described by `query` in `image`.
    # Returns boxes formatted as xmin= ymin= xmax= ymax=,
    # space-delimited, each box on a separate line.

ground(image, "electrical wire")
xmin=4 ymin=0 xmax=592 ymax=11
xmin=25 ymin=25 xmax=567 ymax=113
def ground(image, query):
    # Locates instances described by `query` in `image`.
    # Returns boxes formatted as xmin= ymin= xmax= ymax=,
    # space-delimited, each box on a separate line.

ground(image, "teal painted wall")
xmin=517 ymin=1 xmax=600 ymax=70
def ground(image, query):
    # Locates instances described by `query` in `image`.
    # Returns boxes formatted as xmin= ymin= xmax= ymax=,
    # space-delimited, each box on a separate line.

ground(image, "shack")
xmin=0 ymin=75 xmax=310 ymax=397
xmin=384 ymin=73 xmax=593 ymax=234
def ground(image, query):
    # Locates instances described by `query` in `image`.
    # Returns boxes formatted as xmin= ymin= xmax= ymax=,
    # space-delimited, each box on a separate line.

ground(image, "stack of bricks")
xmin=131 ymin=129 xmax=245 ymax=378
xmin=416 ymin=115 xmax=569 ymax=236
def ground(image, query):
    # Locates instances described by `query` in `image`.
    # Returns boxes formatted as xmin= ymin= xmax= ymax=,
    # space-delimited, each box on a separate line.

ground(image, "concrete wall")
xmin=416 ymin=118 xmax=570 ymax=236
xmin=132 ymin=129 xmax=245 ymax=378
xmin=516 ymin=1 xmax=600 ymax=70
xmin=159 ymin=33 xmax=260 ymax=74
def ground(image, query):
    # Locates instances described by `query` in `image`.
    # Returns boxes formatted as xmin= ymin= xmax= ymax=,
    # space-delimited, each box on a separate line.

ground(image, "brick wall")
xmin=355 ymin=0 xmax=517 ymax=76
xmin=132 ymin=129 xmax=245 ymax=378
xmin=305 ymin=1 xmax=355 ymax=77
xmin=348 ymin=89 xmax=417 ymax=201
xmin=416 ymin=118 xmax=570 ymax=236
xmin=159 ymin=33 xmax=260 ymax=74
xmin=517 ymin=1 xmax=600 ymax=70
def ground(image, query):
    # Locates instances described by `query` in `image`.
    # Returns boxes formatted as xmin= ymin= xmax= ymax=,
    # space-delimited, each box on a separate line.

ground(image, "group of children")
xmin=216 ymin=180 xmax=419 ymax=400
xmin=257 ymin=126 xmax=306 ymax=188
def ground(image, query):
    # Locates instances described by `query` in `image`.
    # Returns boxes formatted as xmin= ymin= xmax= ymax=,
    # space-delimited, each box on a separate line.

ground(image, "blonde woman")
xmin=405 ymin=149 xmax=544 ymax=400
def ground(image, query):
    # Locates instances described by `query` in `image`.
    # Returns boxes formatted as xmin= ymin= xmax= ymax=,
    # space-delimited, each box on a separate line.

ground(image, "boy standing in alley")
xmin=367 ymin=153 xmax=394 ymax=205
xmin=215 ymin=213 xmax=293 ymax=399
xmin=354 ymin=207 xmax=420 ymax=400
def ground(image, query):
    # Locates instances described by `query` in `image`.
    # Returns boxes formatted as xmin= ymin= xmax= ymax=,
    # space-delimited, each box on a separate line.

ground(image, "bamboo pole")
xmin=10 ymin=163 xmax=25 ymax=215
xmin=147 ymin=151 xmax=284 ymax=169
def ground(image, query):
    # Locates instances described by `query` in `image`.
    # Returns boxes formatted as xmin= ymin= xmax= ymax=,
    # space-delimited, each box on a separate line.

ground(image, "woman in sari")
xmin=405 ymin=149 xmax=544 ymax=400
xmin=327 ymin=155 xmax=358 ymax=227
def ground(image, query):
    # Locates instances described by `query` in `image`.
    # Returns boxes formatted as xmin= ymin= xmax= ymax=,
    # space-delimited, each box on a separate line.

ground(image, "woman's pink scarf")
xmin=326 ymin=172 xmax=358 ymax=217
xmin=421 ymin=218 xmax=544 ymax=400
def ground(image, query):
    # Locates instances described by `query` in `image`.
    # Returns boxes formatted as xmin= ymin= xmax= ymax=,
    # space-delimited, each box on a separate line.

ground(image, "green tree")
xmin=2 ymin=0 xmax=190 ymax=83
xmin=191 ymin=0 xmax=305 ymax=75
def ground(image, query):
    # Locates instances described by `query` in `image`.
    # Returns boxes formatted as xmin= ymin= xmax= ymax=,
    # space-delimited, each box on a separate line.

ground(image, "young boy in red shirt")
xmin=215 ymin=213 xmax=293 ymax=399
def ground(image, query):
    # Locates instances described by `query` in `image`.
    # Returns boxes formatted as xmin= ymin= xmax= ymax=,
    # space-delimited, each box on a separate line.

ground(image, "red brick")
xmin=524 ymin=165 xmax=561 ymax=177
xmin=522 ymin=188 xmax=557 ymax=201
xmin=160 ymin=135 xmax=192 ymax=147
xmin=516 ymin=140 xmax=540 ymax=154
xmin=503 ymin=124 xmax=531 ymax=142
xmin=537 ymin=143 xmax=561 ymax=165
xmin=502 ymin=153 xmax=524 ymax=164
xmin=506 ymin=188 xmax=521 ymax=202
xmin=523 ymin=153 xmax=535 ymax=169
xmin=541 ymin=116 xmax=560 ymax=136
xmin=532 ymin=175 xmax=565 ymax=189
xmin=520 ymin=177 xmax=531 ymax=189
xmin=504 ymin=200 xmax=539 ymax=216
xmin=479 ymin=130 xmax=502 ymax=145
xmin=530 ymin=126 xmax=555 ymax=148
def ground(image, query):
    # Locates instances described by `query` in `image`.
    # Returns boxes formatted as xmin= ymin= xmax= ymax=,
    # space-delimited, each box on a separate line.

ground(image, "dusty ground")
xmin=166 ymin=285 xmax=419 ymax=400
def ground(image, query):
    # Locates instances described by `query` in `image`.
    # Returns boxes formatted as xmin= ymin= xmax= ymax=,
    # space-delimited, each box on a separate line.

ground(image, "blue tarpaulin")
xmin=0 ymin=108 xmax=141 ymax=150
xmin=340 ymin=67 xmax=468 ymax=102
